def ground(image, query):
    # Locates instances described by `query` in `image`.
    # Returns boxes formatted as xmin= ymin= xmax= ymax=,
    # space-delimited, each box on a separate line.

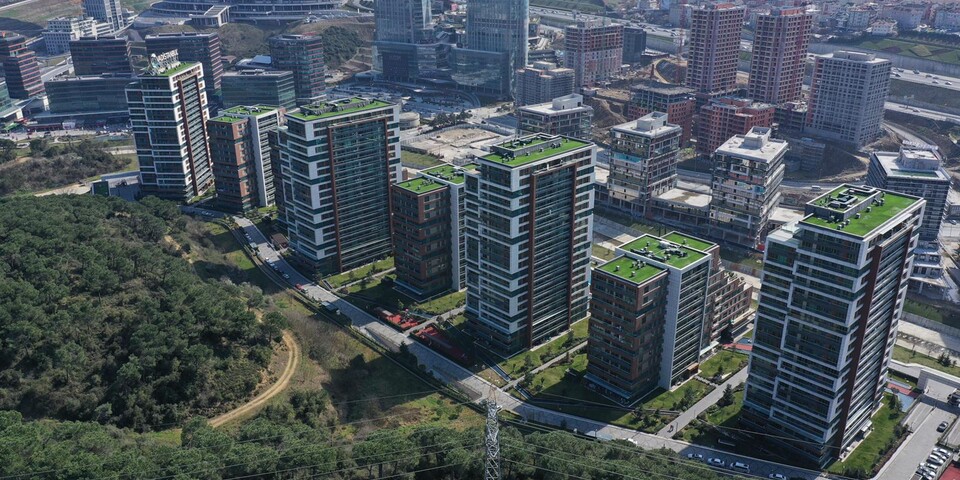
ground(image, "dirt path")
xmin=209 ymin=330 xmax=301 ymax=428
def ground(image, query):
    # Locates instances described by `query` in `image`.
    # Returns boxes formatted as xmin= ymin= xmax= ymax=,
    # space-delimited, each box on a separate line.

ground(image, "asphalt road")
xmin=892 ymin=68 xmax=960 ymax=92
xmin=879 ymin=381 xmax=957 ymax=480
xmin=886 ymin=101 xmax=960 ymax=124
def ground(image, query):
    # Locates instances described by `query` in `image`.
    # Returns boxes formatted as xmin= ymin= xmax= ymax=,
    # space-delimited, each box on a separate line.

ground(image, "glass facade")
xmin=221 ymin=70 xmax=296 ymax=111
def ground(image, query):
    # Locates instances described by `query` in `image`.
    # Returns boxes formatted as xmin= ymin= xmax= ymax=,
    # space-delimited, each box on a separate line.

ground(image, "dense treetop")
xmin=0 ymin=195 xmax=282 ymax=430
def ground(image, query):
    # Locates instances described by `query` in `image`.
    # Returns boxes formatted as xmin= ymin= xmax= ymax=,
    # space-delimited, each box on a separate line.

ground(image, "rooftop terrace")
xmin=395 ymin=176 xmax=447 ymax=195
xmin=221 ymin=105 xmax=278 ymax=116
xmin=423 ymin=163 xmax=477 ymax=185
xmin=597 ymin=255 xmax=666 ymax=284
xmin=620 ymin=234 xmax=709 ymax=269
xmin=801 ymin=185 xmax=922 ymax=237
xmin=291 ymin=98 xmax=392 ymax=122
xmin=662 ymin=232 xmax=715 ymax=252
xmin=483 ymin=135 xmax=591 ymax=167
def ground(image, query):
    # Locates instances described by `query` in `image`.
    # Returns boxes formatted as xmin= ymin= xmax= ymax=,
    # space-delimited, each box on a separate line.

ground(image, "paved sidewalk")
xmin=899 ymin=322 xmax=960 ymax=355
xmin=657 ymin=368 xmax=749 ymax=437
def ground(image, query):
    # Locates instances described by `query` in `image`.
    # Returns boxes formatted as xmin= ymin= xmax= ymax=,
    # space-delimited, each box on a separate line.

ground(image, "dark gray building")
xmin=221 ymin=70 xmax=296 ymax=110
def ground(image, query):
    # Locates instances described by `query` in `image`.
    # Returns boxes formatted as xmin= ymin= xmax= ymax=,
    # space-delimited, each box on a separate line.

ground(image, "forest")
xmin=0 ymin=401 xmax=747 ymax=480
xmin=0 ymin=139 xmax=129 ymax=196
xmin=0 ymin=195 xmax=283 ymax=430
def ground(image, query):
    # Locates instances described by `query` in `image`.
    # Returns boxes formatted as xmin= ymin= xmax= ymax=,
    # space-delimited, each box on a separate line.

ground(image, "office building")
xmin=748 ymin=7 xmax=812 ymax=105
xmin=516 ymin=94 xmax=594 ymax=139
xmin=697 ymin=97 xmax=775 ymax=155
xmin=373 ymin=0 xmax=443 ymax=81
xmin=742 ymin=185 xmax=924 ymax=467
xmin=806 ymin=51 xmax=891 ymax=148
xmin=709 ymin=127 xmax=787 ymax=250
xmin=586 ymin=231 xmax=714 ymax=401
xmin=391 ymin=164 xmax=476 ymax=299
xmin=451 ymin=0 xmax=528 ymax=98
xmin=146 ymin=32 xmax=224 ymax=97
xmin=149 ymin=0 xmax=343 ymax=21
xmin=127 ymin=51 xmax=213 ymax=201
xmin=564 ymin=20 xmax=624 ymax=88
xmin=622 ymin=26 xmax=647 ymax=65
xmin=44 ymin=73 xmax=134 ymax=124
xmin=867 ymin=145 xmax=949 ymax=243
xmin=628 ymin=81 xmax=696 ymax=145
xmin=277 ymin=98 xmax=401 ymax=273
xmin=515 ymin=61 xmax=575 ymax=107
xmin=43 ymin=17 xmax=101 ymax=55
xmin=605 ymin=112 xmax=682 ymax=218
xmin=82 ymin=0 xmax=125 ymax=31
xmin=0 ymin=32 xmax=43 ymax=99
xmin=207 ymin=105 xmax=283 ymax=213
xmin=70 ymin=35 xmax=132 ymax=76
xmin=268 ymin=34 xmax=325 ymax=105
xmin=686 ymin=3 xmax=744 ymax=97
xmin=465 ymin=134 xmax=595 ymax=356
xmin=221 ymin=70 xmax=296 ymax=110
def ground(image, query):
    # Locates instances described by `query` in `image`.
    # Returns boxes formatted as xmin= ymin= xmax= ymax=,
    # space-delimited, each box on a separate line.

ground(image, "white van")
xmin=731 ymin=462 xmax=750 ymax=473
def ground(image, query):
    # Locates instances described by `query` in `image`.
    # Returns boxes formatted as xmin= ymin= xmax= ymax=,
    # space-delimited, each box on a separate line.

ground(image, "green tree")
xmin=719 ymin=385 xmax=735 ymax=407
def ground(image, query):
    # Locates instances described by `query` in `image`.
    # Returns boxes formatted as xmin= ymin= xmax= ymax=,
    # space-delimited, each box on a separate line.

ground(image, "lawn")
xmin=325 ymin=257 xmax=395 ymax=288
xmin=893 ymin=344 xmax=960 ymax=378
xmin=826 ymin=394 xmax=905 ymax=477
xmin=699 ymin=350 xmax=749 ymax=382
xmin=417 ymin=290 xmax=466 ymax=315
xmin=595 ymin=208 xmax=668 ymax=237
xmin=499 ymin=319 xmax=589 ymax=378
xmin=0 ymin=0 xmax=81 ymax=35
xmin=888 ymin=371 xmax=918 ymax=389
xmin=522 ymin=352 xmax=714 ymax=433
xmin=531 ymin=0 xmax=605 ymax=13
xmin=847 ymin=36 xmax=960 ymax=66
xmin=903 ymin=298 xmax=944 ymax=322
xmin=400 ymin=150 xmax=444 ymax=169
xmin=678 ymin=390 xmax=744 ymax=446
xmin=592 ymin=243 xmax=616 ymax=261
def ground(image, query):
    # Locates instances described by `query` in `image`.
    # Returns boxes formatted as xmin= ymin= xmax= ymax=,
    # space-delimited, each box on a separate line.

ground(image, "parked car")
xmin=687 ymin=453 xmax=704 ymax=462
xmin=769 ymin=475 xmax=787 ymax=480
xmin=707 ymin=458 xmax=725 ymax=467
xmin=938 ymin=421 xmax=950 ymax=432
xmin=731 ymin=462 xmax=750 ymax=473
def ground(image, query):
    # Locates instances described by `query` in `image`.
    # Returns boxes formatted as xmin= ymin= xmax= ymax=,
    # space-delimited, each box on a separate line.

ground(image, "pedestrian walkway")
xmin=657 ymin=368 xmax=748 ymax=437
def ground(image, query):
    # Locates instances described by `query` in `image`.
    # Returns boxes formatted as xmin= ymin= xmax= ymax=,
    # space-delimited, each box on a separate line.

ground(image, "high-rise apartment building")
xmin=127 ymin=51 xmax=212 ymax=201
xmin=622 ymin=26 xmax=647 ymax=65
xmin=564 ymin=20 xmax=624 ymax=88
xmin=221 ymin=70 xmax=296 ymax=110
xmin=146 ymin=32 xmax=224 ymax=98
xmin=515 ymin=61 xmax=575 ymax=107
xmin=586 ymin=231 xmax=714 ymax=401
xmin=742 ymin=185 xmax=924 ymax=467
xmin=465 ymin=134 xmax=595 ymax=356
xmin=748 ymin=7 xmax=812 ymax=105
xmin=806 ymin=51 xmax=891 ymax=148
xmin=0 ymin=32 xmax=44 ymax=99
xmin=686 ymin=3 xmax=745 ymax=97
xmin=697 ymin=97 xmax=775 ymax=155
xmin=709 ymin=127 xmax=787 ymax=250
xmin=605 ymin=112 xmax=682 ymax=218
xmin=627 ymin=81 xmax=696 ymax=145
xmin=70 ymin=35 xmax=132 ymax=76
xmin=268 ymin=34 xmax=326 ymax=105
xmin=208 ymin=105 xmax=283 ymax=213
xmin=867 ymin=146 xmax=950 ymax=243
xmin=391 ymin=164 xmax=475 ymax=299
xmin=516 ymin=94 xmax=594 ymax=139
xmin=277 ymin=98 xmax=401 ymax=273
xmin=82 ymin=0 xmax=125 ymax=32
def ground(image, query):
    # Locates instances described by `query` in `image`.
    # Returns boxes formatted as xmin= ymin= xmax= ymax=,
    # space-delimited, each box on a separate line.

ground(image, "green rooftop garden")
xmin=803 ymin=190 xmax=921 ymax=237
xmin=210 ymin=115 xmax=244 ymax=123
xmin=621 ymin=234 xmax=708 ymax=269
xmin=291 ymin=98 xmax=392 ymax=121
xmin=395 ymin=177 xmax=446 ymax=194
xmin=222 ymin=105 xmax=277 ymax=116
xmin=423 ymin=163 xmax=476 ymax=185
xmin=159 ymin=61 xmax=196 ymax=77
xmin=596 ymin=256 xmax=665 ymax=284
xmin=662 ymin=232 xmax=715 ymax=252
xmin=484 ymin=137 xmax=591 ymax=167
